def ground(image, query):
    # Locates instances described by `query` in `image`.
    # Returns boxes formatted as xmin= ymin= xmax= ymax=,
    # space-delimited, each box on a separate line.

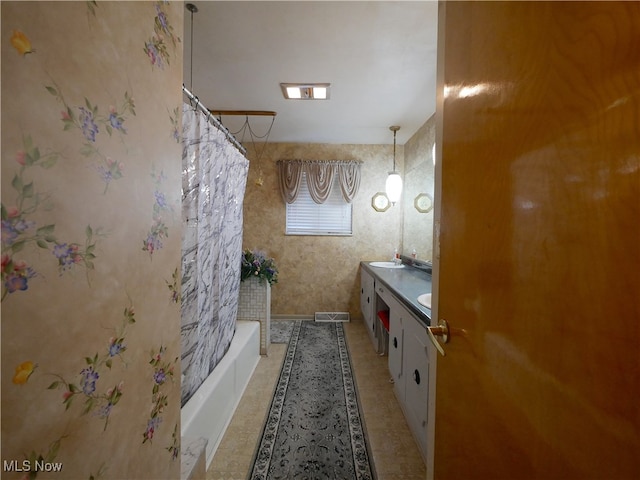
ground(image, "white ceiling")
xmin=184 ymin=1 xmax=439 ymax=145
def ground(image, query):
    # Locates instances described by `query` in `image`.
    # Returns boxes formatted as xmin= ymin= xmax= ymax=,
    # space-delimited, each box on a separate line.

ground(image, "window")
xmin=286 ymin=172 xmax=352 ymax=235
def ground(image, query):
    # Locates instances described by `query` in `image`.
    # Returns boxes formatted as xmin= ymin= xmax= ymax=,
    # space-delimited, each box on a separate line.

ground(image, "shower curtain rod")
xmin=182 ymin=84 xmax=247 ymax=155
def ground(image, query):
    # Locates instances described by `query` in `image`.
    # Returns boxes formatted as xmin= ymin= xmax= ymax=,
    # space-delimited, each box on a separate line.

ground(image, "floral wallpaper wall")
xmin=1 ymin=2 xmax=183 ymax=479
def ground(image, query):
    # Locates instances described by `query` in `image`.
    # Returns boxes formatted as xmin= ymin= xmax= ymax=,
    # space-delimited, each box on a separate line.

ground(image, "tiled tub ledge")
xmin=181 ymin=436 xmax=207 ymax=480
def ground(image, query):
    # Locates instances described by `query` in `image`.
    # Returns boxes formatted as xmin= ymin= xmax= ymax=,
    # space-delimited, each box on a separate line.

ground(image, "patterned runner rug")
xmin=249 ymin=320 xmax=375 ymax=479
xmin=270 ymin=320 xmax=296 ymax=344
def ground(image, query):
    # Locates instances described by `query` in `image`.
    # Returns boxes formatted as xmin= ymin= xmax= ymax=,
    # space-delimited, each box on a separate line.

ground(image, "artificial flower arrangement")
xmin=240 ymin=249 xmax=278 ymax=286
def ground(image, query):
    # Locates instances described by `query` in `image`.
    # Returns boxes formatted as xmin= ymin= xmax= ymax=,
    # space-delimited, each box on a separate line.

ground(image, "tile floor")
xmin=207 ymin=319 xmax=427 ymax=480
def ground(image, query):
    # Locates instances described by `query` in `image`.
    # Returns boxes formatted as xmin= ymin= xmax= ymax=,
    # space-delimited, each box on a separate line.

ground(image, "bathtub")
xmin=181 ymin=320 xmax=260 ymax=470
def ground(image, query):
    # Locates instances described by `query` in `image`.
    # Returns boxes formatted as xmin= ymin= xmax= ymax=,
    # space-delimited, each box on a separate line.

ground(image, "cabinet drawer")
xmin=375 ymin=282 xmax=394 ymax=306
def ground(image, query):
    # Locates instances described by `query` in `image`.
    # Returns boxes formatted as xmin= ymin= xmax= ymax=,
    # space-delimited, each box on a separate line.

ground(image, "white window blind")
xmin=286 ymin=172 xmax=352 ymax=235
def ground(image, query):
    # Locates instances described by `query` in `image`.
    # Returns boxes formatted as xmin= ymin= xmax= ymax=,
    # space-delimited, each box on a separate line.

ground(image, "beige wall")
xmin=242 ymin=143 xmax=402 ymax=317
xmin=1 ymin=3 xmax=183 ymax=478
xmin=243 ymin=117 xmax=435 ymax=318
xmin=242 ymin=120 xmax=434 ymax=318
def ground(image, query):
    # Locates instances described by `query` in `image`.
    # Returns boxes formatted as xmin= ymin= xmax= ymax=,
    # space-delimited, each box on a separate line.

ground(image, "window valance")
xmin=277 ymin=160 xmax=362 ymax=204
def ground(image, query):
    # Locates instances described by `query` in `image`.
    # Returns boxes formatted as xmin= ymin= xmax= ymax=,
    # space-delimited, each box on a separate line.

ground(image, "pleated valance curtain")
xmin=277 ymin=160 xmax=362 ymax=204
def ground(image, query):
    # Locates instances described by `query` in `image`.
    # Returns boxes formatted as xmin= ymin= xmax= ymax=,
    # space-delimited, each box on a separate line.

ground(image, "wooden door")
xmin=431 ymin=2 xmax=639 ymax=479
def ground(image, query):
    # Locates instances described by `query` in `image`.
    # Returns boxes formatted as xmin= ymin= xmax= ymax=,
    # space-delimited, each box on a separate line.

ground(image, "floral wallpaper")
xmin=2 ymin=2 xmax=183 ymax=479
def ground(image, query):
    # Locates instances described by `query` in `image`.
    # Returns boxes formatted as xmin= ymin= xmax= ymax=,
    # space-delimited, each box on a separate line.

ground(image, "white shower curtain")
xmin=180 ymin=104 xmax=249 ymax=406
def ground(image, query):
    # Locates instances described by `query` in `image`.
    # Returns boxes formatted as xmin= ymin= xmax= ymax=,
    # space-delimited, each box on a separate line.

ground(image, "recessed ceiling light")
xmin=280 ymin=83 xmax=331 ymax=100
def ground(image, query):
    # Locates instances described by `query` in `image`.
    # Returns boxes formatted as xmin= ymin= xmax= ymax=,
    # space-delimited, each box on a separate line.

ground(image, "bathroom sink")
xmin=417 ymin=293 xmax=432 ymax=308
xmin=369 ymin=261 xmax=405 ymax=269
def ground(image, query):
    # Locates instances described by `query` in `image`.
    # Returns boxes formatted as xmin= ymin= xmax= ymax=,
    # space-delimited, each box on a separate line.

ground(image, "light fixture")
xmin=385 ymin=126 xmax=402 ymax=205
xmin=280 ymin=83 xmax=330 ymax=100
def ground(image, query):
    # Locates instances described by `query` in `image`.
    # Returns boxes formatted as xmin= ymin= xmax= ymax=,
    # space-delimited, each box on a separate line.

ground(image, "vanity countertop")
xmin=360 ymin=261 xmax=432 ymax=326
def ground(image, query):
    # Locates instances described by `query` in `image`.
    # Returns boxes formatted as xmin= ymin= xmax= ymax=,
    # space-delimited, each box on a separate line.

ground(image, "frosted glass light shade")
xmin=385 ymin=172 xmax=403 ymax=204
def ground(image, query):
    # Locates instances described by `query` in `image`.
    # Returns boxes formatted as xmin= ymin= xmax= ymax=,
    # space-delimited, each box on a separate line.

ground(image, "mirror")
xmin=402 ymin=115 xmax=435 ymax=262
xmin=414 ymin=193 xmax=433 ymax=213
xmin=371 ymin=192 xmax=391 ymax=212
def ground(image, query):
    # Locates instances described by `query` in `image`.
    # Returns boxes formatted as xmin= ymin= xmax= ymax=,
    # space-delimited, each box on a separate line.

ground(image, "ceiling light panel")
xmin=281 ymin=83 xmax=331 ymax=100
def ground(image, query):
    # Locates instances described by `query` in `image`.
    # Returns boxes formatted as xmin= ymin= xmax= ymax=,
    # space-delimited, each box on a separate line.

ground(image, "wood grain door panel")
xmin=432 ymin=2 xmax=640 ymax=479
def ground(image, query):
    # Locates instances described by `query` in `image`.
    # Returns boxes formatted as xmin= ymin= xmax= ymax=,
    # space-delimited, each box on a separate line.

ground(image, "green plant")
xmin=241 ymin=249 xmax=278 ymax=285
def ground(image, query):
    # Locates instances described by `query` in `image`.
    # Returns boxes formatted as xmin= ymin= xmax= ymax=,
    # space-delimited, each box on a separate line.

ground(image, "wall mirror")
xmin=371 ymin=192 xmax=390 ymax=212
xmin=402 ymin=119 xmax=435 ymax=261
xmin=414 ymin=192 xmax=433 ymax=213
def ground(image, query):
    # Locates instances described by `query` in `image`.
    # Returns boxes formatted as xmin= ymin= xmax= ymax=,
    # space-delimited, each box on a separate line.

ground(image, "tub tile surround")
xmin=237 ymin=278 xmax=271 ymax=355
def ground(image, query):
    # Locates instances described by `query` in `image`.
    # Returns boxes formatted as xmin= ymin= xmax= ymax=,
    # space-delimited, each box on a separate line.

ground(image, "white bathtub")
xmin=181 ymin=320 xmax=260 ymax=470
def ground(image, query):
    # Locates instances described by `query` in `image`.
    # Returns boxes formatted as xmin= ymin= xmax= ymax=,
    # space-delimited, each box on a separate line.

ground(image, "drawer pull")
xmin=413 ymin=369 xmax=421 ymax=385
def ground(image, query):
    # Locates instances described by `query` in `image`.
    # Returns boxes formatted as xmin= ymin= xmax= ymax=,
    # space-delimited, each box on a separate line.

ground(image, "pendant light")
xmin=385 ymin=125 xmax=402 ymax=204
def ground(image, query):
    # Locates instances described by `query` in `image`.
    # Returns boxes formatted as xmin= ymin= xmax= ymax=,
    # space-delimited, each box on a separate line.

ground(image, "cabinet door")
xmin=388 ymin=297 xmax=404 ymax=402
xmin=403 ymin=314 xmax=431 ymax=461
xmin=360 ymin=268 xmax=377 ymax=349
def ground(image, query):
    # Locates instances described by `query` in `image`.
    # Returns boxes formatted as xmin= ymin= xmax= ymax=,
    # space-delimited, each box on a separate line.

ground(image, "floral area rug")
xmin=250 ymin=320 xmax=375 ymax=480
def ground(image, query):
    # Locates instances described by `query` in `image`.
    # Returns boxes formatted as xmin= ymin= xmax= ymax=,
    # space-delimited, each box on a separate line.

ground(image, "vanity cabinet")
xmin=402 ymin=307 xmax=432 ymax=457
xmin=388 ymin=296 xmax=432 ymax=458
xmin=387 ymin=295 xmax=405 ymax=402
xmin=360 ymin=262 xmax=434 ymax=466
xmin=360 ymin=268 xmax=377 ymax=350
xmin=375 ymin=281 xmax=394 ymax=306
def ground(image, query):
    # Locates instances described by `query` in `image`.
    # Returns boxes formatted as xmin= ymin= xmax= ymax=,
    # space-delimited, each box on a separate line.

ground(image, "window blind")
xmin=286 ymin=172 xmax=352 ymax=235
